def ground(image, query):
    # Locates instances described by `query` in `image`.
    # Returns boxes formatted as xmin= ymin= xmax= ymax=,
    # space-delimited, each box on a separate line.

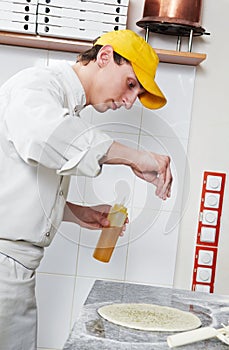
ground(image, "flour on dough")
xmin=97 ymin=303 xmax=201 ymax=332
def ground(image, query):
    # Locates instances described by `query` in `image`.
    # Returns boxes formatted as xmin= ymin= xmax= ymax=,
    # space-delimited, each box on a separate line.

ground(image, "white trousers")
xmin=0 ymin=253 xmax=37 ymax=350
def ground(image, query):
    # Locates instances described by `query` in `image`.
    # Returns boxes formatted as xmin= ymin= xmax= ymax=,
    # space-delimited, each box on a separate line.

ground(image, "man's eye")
xmin=128 ymin=82 xmax=134 ymax=89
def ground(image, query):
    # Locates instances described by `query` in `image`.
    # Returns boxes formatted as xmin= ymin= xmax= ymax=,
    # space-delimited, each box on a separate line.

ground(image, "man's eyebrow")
xmin=137 ymin=80 xmax=144 ymax=90
xmin=138 ymin=82 xmax=145 ymax=92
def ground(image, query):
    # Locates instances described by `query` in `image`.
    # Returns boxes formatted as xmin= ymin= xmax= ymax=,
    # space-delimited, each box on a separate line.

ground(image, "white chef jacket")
xmin=0 ymin=61 xmax=113 ymax=269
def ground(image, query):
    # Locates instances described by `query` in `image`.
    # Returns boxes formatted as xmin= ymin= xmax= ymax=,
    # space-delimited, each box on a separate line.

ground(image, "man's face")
xmin=89 ymin=47 xmax=145 ymax=113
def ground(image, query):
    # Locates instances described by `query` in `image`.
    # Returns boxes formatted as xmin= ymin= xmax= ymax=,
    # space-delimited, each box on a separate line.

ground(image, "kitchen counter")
xmin=63 ymin=280 xmax=229 ymax=349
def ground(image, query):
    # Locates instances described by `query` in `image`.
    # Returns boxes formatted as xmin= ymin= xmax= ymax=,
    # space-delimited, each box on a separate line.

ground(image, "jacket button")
xmin=59 ymin=190 xmax=63 ymax=196
xmin=46 ymin=231 xmax=50 ymax=237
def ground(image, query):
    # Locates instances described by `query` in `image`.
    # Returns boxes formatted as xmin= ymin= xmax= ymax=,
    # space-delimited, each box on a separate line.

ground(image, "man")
xmin=0 ymin=29 xmax=172 ymax=349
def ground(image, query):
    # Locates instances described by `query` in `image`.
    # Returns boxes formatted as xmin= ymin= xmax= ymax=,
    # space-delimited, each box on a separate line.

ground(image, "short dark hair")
xmin=77 ymin=44 xmax=128 ymax=66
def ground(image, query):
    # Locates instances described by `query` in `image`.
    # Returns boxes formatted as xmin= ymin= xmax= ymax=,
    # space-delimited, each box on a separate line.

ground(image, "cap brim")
xmin=131 ymin=62 xmax=167 ymax=109
xmin=139 ymin=90 xmax=167 ymax=109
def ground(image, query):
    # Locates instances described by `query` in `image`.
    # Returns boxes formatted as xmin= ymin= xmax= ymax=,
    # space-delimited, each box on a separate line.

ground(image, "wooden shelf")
xmin=0 ymin=31 xmax=206 ymax=66
xmin=155 ymin=48 xmax=206 ymax=66
xmin=0 ymin=31 xmax=92 ymax=53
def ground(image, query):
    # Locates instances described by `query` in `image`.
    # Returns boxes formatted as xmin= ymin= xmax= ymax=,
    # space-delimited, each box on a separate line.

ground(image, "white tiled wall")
xmin=0 ymin=41 xmax=195 ymax=350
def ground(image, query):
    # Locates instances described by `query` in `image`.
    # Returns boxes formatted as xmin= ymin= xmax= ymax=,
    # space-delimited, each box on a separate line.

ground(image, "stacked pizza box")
xmin=0 ymin=0 xmax=37 ymax=34
xmin=36 ymin=0 xmax=129 ymax=41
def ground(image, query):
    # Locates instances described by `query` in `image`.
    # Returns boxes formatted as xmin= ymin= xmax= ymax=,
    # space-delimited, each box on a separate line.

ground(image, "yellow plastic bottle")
xmin=93 ymin=203 xmax=128 ymax=263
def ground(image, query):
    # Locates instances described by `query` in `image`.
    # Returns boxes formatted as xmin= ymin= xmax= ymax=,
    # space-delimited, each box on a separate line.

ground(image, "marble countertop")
xmin=63 ymin=280 xmax=229 ymax=349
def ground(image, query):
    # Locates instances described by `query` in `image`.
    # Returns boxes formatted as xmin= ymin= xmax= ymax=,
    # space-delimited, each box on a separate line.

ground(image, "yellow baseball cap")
xmin=94 ymin=29 xmax=167 ymax=109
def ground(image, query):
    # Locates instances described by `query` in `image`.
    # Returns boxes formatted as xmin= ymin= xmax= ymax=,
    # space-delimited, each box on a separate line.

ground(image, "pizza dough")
xmin=97 ymin=303 xmax=202 ymax=332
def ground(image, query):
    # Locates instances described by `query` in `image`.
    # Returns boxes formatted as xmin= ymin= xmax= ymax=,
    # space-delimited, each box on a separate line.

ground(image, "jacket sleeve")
xmin=4 ymin=74 xmax=113 ymax=177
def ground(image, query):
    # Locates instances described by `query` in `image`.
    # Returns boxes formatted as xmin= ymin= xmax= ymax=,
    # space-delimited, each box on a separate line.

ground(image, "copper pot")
xmin=138 ymin=0 xmax=203 ymax=27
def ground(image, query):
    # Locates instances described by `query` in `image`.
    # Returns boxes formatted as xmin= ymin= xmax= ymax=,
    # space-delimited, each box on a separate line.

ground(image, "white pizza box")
xmin=0 ymin=19 xmax=36 ymax=33
xmin=39 ymin=0 xmax=129 ymax=6
xmin=0 ymin=10 xmax=36 ymax=23
xmin=37 ymin=23 xmax=110 ymax=41
xmin=37 ymin=14 xmax=126 ymax=31
xmin=77 ymin=0 xmax=129 ymax=6
xmin=0 ymin=2 xmax=37 ymax=14
xmin=38 ymin=0 xmax=129 ymax=16
xmin=0 ymin=0 xmax=38 ymax=5
xmin=37 ymin=5 xmax=127 ymax=25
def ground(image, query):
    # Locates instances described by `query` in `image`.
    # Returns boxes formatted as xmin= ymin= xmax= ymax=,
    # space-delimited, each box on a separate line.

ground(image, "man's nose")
xmin=122 ymin=92 xmax=138 ymax=110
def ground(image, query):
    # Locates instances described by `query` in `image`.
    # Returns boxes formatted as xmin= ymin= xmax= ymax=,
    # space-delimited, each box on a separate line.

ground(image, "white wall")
xmin=1 ymin=0 xmax=228 ymax=349
xmin=173 ymin=0 xmax=229 ymax=296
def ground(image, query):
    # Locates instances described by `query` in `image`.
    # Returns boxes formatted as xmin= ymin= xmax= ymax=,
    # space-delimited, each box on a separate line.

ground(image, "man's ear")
xmin=96 ymin=45 xmax=114 ymax=68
